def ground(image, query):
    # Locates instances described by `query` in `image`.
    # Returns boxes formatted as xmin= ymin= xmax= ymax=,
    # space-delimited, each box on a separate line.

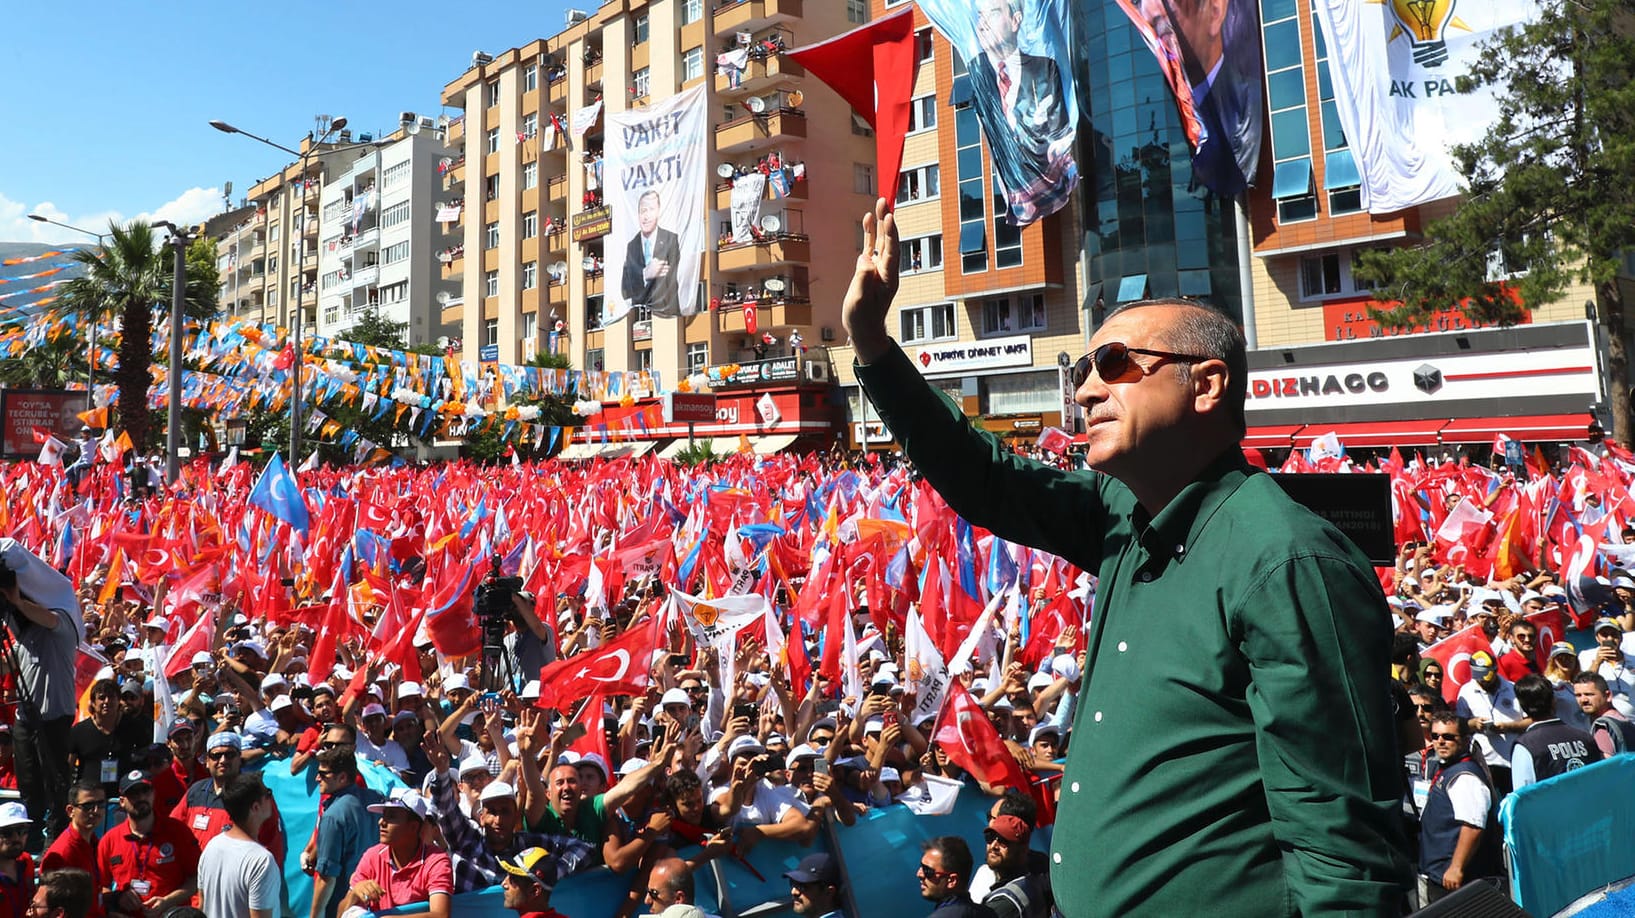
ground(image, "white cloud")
xmin=0 ymin=186 xmax=223 ymax=246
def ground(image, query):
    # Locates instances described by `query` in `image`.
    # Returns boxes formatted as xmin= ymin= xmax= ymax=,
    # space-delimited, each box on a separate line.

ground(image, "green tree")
xmin=1353 ymin=0 xmax=1635 ymax=444
xmin=0 ymin=330 xmax=83 ymax=390
xmin=57 ymin=221 xmax=219 ymax=448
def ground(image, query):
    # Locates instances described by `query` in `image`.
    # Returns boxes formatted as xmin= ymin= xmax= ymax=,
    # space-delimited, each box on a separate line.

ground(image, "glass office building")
xmin=1077 ymin=3 xmax=1244 ymax=323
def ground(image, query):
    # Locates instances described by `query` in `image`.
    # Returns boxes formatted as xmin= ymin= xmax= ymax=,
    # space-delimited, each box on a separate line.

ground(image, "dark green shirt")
xmin=857 ymin=344 xmax=1408 ymax=917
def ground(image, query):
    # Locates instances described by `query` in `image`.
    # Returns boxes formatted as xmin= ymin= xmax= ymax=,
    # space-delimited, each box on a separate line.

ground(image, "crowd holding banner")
xmin=0 ymin=423 xmax=1626 ymax=914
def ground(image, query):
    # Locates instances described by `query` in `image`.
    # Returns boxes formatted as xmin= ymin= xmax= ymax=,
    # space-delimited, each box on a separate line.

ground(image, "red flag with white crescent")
xmin=932 ymin=681 xmax=1028 ymax=790
xmin=1421 ymin=624 xmax=1495 ymax=705
xmin=534 ymin=615 xmax=661 ymax=712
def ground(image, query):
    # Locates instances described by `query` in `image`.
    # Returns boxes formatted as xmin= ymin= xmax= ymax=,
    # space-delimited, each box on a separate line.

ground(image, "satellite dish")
xmin=746 ymin=96 xmax=766 ymax=114
xmin=763 ymin=277 xmax=786 ymax=293
xmin=786 ymin=90 xmax=804 ymax=108
xmin=581 ymin=256 xmax=597 ymax=271
xmin=407 ymin=120 xmax=421 ymax=135
xmin=436 ymin=114 xmax=450 ymax=130
xmin=436 ymin=291 xmax=451 ymax=306
xmin=550 ymin=261 xmax=568 ymax=281
xmin=759 ymin=213 xmax=783 ymax=233
xmin=716 ymin=163 xmax=736 ymax=179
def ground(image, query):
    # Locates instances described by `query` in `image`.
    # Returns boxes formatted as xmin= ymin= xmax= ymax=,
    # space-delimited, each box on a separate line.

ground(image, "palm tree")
xmin=0 ymin=330 xmax=83 ymax=389
xmin=57 ymin=221 xmax=217 ymax=449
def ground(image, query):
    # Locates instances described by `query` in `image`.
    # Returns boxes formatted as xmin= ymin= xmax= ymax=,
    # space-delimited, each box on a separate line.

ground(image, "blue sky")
xmin=0 ymin=0 xmax=577 ymax=244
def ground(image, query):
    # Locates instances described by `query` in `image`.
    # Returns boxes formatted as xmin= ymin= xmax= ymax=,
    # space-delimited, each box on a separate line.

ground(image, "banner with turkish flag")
xmin=933 ymin=681 xmax=1028 ymax=790
xmin=1526 ymin=606 xmax=1569 ymax=672
xmin=534 ymin=616 xmax=661 ymax=711
xmin=787 ymin=6 xmax=920 ymax=206
xmin=1421 ymin=624 xmax=1495 ymax=704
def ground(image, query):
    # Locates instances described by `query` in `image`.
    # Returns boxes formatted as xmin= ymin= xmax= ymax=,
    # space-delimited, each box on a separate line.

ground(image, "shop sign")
xmin=571 ymin=206 xmax=612 ymax=241
xmin=913 ymin=335 xmax=1033 ymax=376
xmin=717 ymin=356 xmax=799 ymax=388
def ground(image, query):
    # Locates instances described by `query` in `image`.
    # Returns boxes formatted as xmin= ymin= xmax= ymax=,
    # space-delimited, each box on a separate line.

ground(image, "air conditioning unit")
xmin=565 ymin=8 xmax=589 ymax=25
xmin=418 ymin=116 xmax=436 ymax=132
xmin=820 ymin=326 xmax=836 ymax=342
xmin=805 ymin=362 xmax=830 ymax=383
xmin=522 ymin=335 xmax=537 ymax=356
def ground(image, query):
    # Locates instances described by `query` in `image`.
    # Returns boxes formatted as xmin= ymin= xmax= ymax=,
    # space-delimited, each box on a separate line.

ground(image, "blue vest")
xmin=1516 ymin=719 xmax=1602 ymax=782
xmin=1419 ymin=756 xmax=1503 ymax=879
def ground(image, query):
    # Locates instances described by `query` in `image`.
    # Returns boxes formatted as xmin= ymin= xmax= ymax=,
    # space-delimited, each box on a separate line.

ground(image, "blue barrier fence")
xmin=1500 ymin=755 xmax=1635 ymax=916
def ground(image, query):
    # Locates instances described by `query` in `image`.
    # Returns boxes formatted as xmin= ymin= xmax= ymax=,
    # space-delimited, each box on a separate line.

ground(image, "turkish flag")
xmin=163 ymin=606 xmax=218 ymax=681
xmin=787 ymin=6 xmax=920 ymax=206
xmin=534 ymin=616 xmax=661 ymax=712
xmin=1422 ymin=624 xmax=1495 ymax=704
xmin=933 ymin=681 xmax=1029 ymax=790
xmin=743 ymin=300 xmax=758 ymax=337
xmin=1527 ymin=606 xmax=1569 ymax=673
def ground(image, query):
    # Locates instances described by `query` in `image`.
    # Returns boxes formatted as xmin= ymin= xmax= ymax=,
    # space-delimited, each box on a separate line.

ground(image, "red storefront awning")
xmin=1291 ymin=419 xmax=1449 ymax=449
xmin=1439 ymin=414 xmax=1594 ymax=444
xmin=1242 ymin=424 xmax=1305 ymax=449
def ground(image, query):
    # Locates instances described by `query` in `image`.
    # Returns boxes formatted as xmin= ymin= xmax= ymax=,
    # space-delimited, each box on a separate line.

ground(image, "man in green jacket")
xmin=842 ymin=198 xmax=1408 ymax=916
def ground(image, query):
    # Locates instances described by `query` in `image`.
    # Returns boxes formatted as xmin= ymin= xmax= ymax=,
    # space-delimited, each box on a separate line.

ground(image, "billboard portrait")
xmin=1115 ymin=0 xmax=1265 ymax=196
xmin=916 ymin=0 xmax=1080 ymax=226
xmin=605 ymin=84 xmax=708 ymax=323
xmin=1312 ymin=0 xmax=1539 ymax=213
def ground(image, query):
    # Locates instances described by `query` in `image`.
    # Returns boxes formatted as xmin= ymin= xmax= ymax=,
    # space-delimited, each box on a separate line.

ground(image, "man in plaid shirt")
xmin=426 ymin=761 xmax=592 ymax=894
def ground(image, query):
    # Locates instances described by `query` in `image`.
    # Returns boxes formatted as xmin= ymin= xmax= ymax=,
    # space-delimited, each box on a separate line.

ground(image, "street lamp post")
xmin=27 ymin=214 xmax=108 ymax=403
xmin=211 ymin=115 xmax=347 ymax=462
xmin=152 ymin=221 xmax=193 ymax=484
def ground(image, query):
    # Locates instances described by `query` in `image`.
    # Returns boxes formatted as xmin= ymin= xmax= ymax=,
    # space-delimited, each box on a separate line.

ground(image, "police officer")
xmin=1511 ymin=673 xmax=1601 ymax=788
xmin=1419 ymin=712 xmax=1504 ymax=906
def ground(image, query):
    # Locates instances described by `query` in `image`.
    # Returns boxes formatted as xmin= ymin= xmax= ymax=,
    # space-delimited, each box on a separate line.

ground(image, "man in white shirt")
xmin=709 ymin=736 xmax=817 ymax=847
xmin=1579 ymin=618 xmax=1635 ymax=713
xmin=197 ymin=773 xmax=283 ymax=918
xmin=1454 ymin=651 xmax=1531 ymax=794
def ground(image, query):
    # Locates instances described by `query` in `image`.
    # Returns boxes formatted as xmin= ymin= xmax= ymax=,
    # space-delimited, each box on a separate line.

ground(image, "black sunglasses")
xmin=1429 ymin=731 xmax=1461 ymax=741
xmin=1070 ymin=342 xmax=1211 ymax=389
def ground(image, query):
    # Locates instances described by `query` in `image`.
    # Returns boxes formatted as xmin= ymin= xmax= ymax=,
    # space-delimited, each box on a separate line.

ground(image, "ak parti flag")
xmin=787 ymin=6 xmax=919 ymax=206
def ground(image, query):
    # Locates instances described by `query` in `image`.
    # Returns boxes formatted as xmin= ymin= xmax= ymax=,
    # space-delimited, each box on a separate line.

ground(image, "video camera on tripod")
xmin=473 ymin=554 xmax=525 ymax=692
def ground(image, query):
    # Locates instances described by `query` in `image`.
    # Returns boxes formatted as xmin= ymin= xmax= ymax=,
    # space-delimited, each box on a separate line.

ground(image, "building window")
xmin=485 ymin=221 xmax=500 ymax=249
xmin=687 ymin=343 xmax=708 ymax=374
xmin=1299 ymin=253 xmax=1344 ymax=299
xmin=900 ymin=302 xmax=956 ymax=344
xmin=484 ymin=318 xmax=499 ymax=346
xmin=522 ymin=261 xmax=538 ymax=290
xmin=898 ymin=234 xmax=943 ymax=274
xmin=851 ymin=109 xmax=873 ymax=136
xmin=682 ymin=46 xmax=704 ymax=82
xmin=523 ymin=311 xmax=538 ymax=341
xmin=586 ymin=295 xmax=605 ymax=329
xmin=267 ymin=255 xmax=278 ymax=274
xmin=522 ymin=113 xmax=538 ymax=138
xmin=486 ymin=80 xmax=501 ymax=107
xmin=522 ymin=211 xmax=538 ymax=239
xmin=916 ymin=28 xmax=935 ymax=63
xmin=486 ymin=128 xmax=500 ymax=154
xmin=897 ymin=164 xmax=940 ymax=204
xmin=993 ymin=175 xmax=1023 ymax=268
xmin=634 ymin=349 xmax=654 ymax=373
xmin=906 ymin=95 xmax=937 ymax=133
xmin=846 ymin=0 xmax=868 ymax=24
xmin=586 ymin=347 xmax=605 ymax=371
xmin=681 ymin=0 xmax=702 ymax=24
xmin=981 ymin=293 xmax=1045 ymax=335
xmin=381 ymin=200 xmax=411 ymax=229
xmin=485 ymin=270 xmax=499 ymax=298
xmin=955 ymin=105 xmax=987 ymax=273
xmin=382 ymin=161 xmax=410 ymax=189
xmin=985 ymin=370 xmax=1060 ymax=415
xmin=383 ymin=241 xmax=410 ymax=264
xmin=632 ymin=14 xmax=649 ymax=45
xmin=633 ymin=67 xmax=651 ymax=99
xmin=522 ymin=161 xmax=538 ymax=190
xmin=381 ymin=281 xmax=408 ymax=304
xmin=484 ymin=175 xmax=500 ymax=202
xmin=853 ymin=163 xmax=875 ymax=195
xmin=269 ymin=224 xmax=280 ymax=242
xmin=524 ymin=64 xmax=538 ymax=92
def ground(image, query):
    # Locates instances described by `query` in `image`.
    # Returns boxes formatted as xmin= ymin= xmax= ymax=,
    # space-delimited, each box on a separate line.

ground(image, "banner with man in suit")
xmin=916 ymin=0 xmax=1080 ymax=226
xmin=605 ymin=84 xmax=707 ymax=323
xmin=1116 ymin=0 xmax=1265 ymax=196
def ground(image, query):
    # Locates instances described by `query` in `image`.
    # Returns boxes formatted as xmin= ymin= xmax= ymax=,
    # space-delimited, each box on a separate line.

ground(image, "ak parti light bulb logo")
xmin=1384 ymin=0 xmax=1467 ymax=66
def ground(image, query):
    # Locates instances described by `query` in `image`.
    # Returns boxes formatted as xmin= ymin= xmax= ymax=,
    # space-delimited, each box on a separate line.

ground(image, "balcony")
xmin=714 ymin=108 xmax=805 ymax=155
xmin=351 ymin=264 xmax=379 ymax=288
xmin=548 ymin=173 xmax=569 ymax=204
xmin=547 ymin=279 xmax=567 ymax=308
xmin=447 ymin=117 xmax=464 ymax=146
xmin=545 ymin=228 xmax=568 ymax=253
xmin=714 ymin=0 xmax=802 ymax=35
xmin=441 ymin=154 xmax=465 ymax=190
xmin=549 ymin=71 xmax=568 ymax=105
xmin=716 ymin=299 xmax=812 ymax=334
xmin=352 ymin=227 xmax=380 ymax=251
xmin=714 ymin=46 xmax=802 ymax=97
xmin=585 ymin=59 xmax=604 ymax=91
xmin=715 ymin=170 xmax=806 ymax=209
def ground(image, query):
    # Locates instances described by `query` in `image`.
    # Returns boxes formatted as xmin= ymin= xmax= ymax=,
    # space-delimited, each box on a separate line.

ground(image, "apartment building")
xmin=1238 ymin=0 xmax=1611 ymax=452
xmin=314 ymin=127 xmax=460 ymax=344
xmin=825 ymin=1 xmax=1088 ymax=450
xmin=439 ymin=0 xmax=876 ymax=410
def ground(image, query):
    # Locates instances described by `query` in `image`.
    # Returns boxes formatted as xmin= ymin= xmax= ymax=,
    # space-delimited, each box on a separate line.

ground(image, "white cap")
xmin=615 ymin=756 xmax=649 ymax=778
xmin=478 ymin=780 xmax=516 ymax=804
xmin=1028 ymin=723 xmax=1062 ymax=746
xmin=145 ymin=616 xmax=170 ymax=632
xmin=576 ymin=752 xmax=609 ymax=778
xmin=0 ymin=802 xmax=31 ymax=829
xmin=660 ymin=688 xmax=691 ymax=708
xmin=1417 ymin=606 xmax=1454 ymax=624
xmin=459 ymin=753 xmax=492 ymax=777
xmin=361 ymin=703 xmax=389 ymax=720
xmin=787 ymin=744 xmax=819 ymax=764
xmin=879 ymin=766 xmax=901 ymax=783
xmin=269 ymin=695 xmax=293 ymax=713
xmin=521 ymin=680 xmax=542 ymax=701
xmin=396 ymin=681 xmax=424 ymax=700
xmin=727 ymin=735 xmax=765 ymax=759
xmin=260 ymin=673 xmax=288 ymax=691
xmin=366 ymin=788 xmax=433 ymax=820
xmin=862 ymin=717 xmax=884 ymax=736
xmin=444 ymin=673 xmax=471 ymax=694
xmin=1027 ymin=672 xmax=1054 ymax=691
xmin=191 ymin=651 xmax=214 ymax=667
xmin=1050 ymin=654 xmax=1080 ymax=683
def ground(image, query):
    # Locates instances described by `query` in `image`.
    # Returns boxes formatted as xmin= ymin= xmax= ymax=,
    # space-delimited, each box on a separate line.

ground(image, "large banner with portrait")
xmin=1114 ymin=0 xmax=1264 ymax=196
xmin=915 ymin=0 xmax=1079 ymax=226
xmin=1312 ymin=0 xmax=1538 ymax=213
xmin=604 ymin=84 xmax=707 ymax=323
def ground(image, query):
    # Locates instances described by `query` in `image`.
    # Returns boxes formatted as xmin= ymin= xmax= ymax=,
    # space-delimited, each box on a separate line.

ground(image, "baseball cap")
xmin=1613 ymin=575 xmax=1635 ymax=590
xmin=659 ymin=688 xmax=691 ymax=708
xmin=145 ymin=616 xmax=169 ymax=632
xmin=879 ymin=766 xmax=901 ymax=783
xmin=615 ymin=756 xmax=649 ymax=778
xmin=0 ymin=802 xmax=30 ymax=830
xmin=1026 ymin=672 xmax=1054 ymax=692
xmin=478 ymin=780 xmax=517 ymax=804
xmin=361 ymin=703 xmax=389 ymax=720
xmin=1049 ymin=654 xmax=1080 ymax=683
xmin=660 ymin=906 xmax=708 ymax=918
xmin=444 ymin=673 xmax=472 ymax=694
xmin=191 ymin=651 xmax=214 ymax=667
xmin=268 ymin=695 xmax=293 ymax=713
xmin=1469 ymin=651 xmax=1496 ymax=680
xmin=366 ymin=788 xmax=432 ymax=821
xmin=1028 ymin=723 xmax=1062 ymax=746
xmin=260 ymin=673 xmax=288 ymax=691
xmin=1549 ymin=641 xmax=1578 ymax=660
xmin=119 ymin=770 xmax=153 ymax=794
xmin=167 ymin=720 xmax=195 ymax=739
xmin=1416 ymin=607 xmax=1452 ymax=625
xmin=787 ymin=744 xmax=819 ymax=765
xmin=310 ymin=683 xmax=337 ymax=700
xmin=521 ymin=680 xmax=542 ymax=701
xmin=206 ymin=731 xmax=243 ymax=752
xmin=987 ymin=813 xmax=1030 ymax=842
xmin=575 ymin=752 xmax=609 ymax=779
xmin=727 ymin=735 xmax=765 ymax=760
xmin=396 ymin=681 xmax=424 ymax=700
xmin=1596 ymin=617 xmax=1622 ymax=634
xmin=783 ymin=852 xmax=840 ymax=886
xmin=237 ymin=640 xmax=268 ymax=659
xmin=500 ymin=847 xmax=559 ymax=891
xmin=458 ymin=753 xmax=493 ymax=778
